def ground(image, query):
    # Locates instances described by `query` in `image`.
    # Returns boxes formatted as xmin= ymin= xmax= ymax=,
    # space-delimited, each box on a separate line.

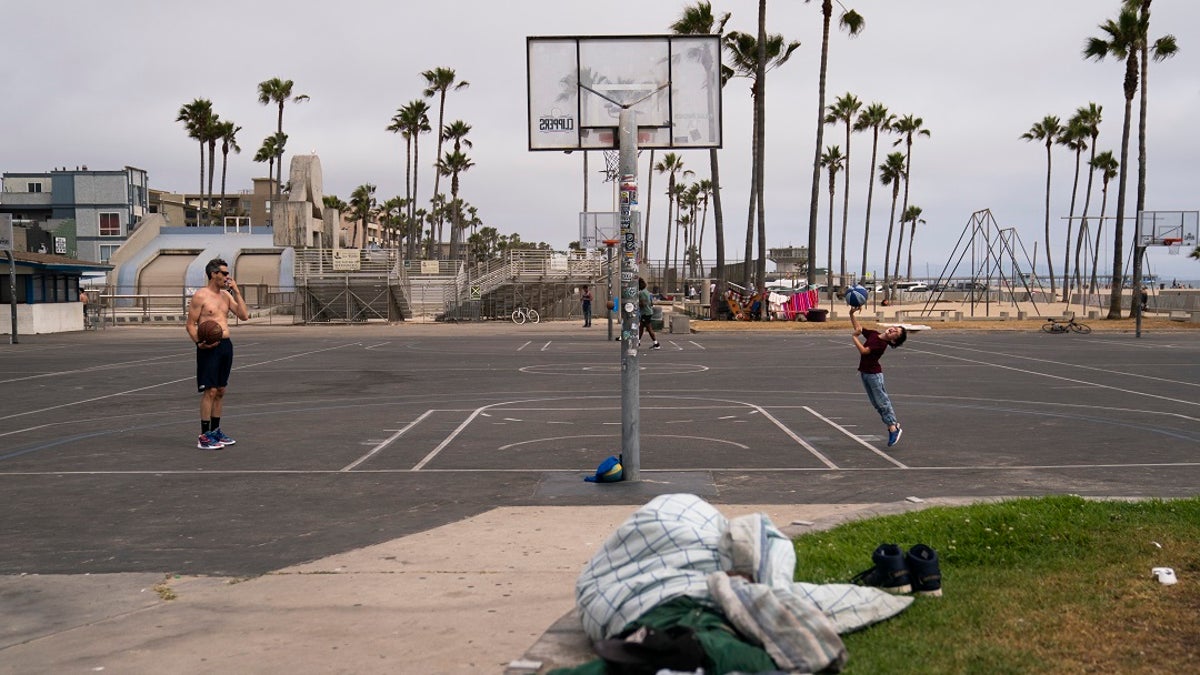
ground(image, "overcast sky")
xmin=5 ymin=0 xmax=1198 ymax=282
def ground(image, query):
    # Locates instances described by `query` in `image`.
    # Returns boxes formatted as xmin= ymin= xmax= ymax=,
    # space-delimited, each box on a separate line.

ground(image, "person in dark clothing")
xmin=580 ymin=284 xmax=593 ymax=327
xmin=850 ymin=305 xmax=907 ymax=447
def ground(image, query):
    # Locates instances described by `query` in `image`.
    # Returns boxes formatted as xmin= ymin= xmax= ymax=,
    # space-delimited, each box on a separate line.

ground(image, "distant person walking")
xmin=850 ymin=305 xmax=907 ymax=447
xmin=638 ymin=277 xmax=661 ymax=350
xmin=186 ymin=258 xmax=249 ymax=450
xmin=580 ymin=284 xmax=593 ymax=327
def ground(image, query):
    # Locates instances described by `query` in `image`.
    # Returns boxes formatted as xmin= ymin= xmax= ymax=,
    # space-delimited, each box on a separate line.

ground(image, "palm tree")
xmin=389 ymin=100 xmax=431 ymax=245
xmin=853 ymin=102 xmax=894 ymax=282
xmin=803 ymin=0 xmax=865 ymax=286
xmin=671 ymin=2 xmax=732 ymax=302
xmin=878 ymin=152 xmax=906 ymax=299
xmin=694 ymin=178 xmax=713 ymax=276
xmin=1056 ymin=118 xmax=1088 ymax=297
xmin=1020 ymin=115 xmax=1064 ymax=299
xmin=1126 ymin=0 xmax=1178 ymax=216
xmin=902 ymin=205 xmax=924 ymax=281
xmin=891 ymin=114 xmax=930 ymax=285
xmin=439 ymin=149 xmax=475 ymax=260
xmin=201 ymin=112 xmax=222 ymax=227
xmin=378 ymin=196 xmax=404 ymax=247
xmin=653 ymin=153 xmax=691 ymax=287
xmin=826 ymin=93 xmax=861 ymax=286
xmin=1126 ymin=0 xmax=1178 ymax=311
xmin=1070 ymin=103 xmax=1103 ymax=292
xmin=257 ymin=78 xmax=309 ymax=205
xmin=1088 ymin=150 xmax=1119 ymax=293
xmin=216 ymin=120 xmax=242 ymax=224
xmin=725 ymin=29 xmax=800 ymax=290
xmin=820 ymin=145 xmax=845 ymax=302
xmin=254 ymin=133 xmax=287 ymax=225
xmin=349 ymin=183 xmax=377 ymax=249
xmin=422 ymin=67 xmax=470 ymax=252
xmin=1085 ymin=7 xmax=1144 ymax=319
xmin=176 ymin=98 xmax=214 ymax=225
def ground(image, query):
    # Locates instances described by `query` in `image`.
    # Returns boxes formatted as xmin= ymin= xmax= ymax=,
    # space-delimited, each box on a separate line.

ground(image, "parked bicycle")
xmin=511 ymin=306 xmax=540 ymax=324
xmin=1041 ymin=317 xmax=1091 ymax=334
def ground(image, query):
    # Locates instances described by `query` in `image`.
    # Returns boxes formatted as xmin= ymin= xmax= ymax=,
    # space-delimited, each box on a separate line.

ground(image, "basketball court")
xmin=1 ymin=323 xmax=1197 ymax=577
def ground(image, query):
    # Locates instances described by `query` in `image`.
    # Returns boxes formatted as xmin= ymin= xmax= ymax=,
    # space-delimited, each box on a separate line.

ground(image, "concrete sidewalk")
xmin=1 ymin=500 xmax=966 ymax=675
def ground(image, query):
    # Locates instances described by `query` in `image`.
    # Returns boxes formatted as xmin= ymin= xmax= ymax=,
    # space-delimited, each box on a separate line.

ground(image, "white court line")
xmin=689 ymin=341 xmax=706 ymax=350
xmin=804 ymin=406 xmax=908 ymax=468
xmin=0 ymin=342 xmax=361 ymax=422
xmin=364 ymin=342 xmax=390 ymax=350
xmin=908 ymin=346 xmax=1199 ymax=407
xmin=0 ymin=352 xmax=186 ymax=385
xmin=541 ymin=341 xmax=552 ymax=351
xmin=667 ymin=341 xmax=683 ymax=350
xmin=517 ymin=341 xmax=531 ymax=351
xmin=341 ymin=410 xmax=434 ymax=471
xmin=751 ymin=404 xmax=839 ymax=469
xmin=498 ymin=434 xmax=750 ymax=451
xmin=918 ymin=340 xmax=1200 ymax=389
xmin=8 ymin=461 xmax=1200 ymax=476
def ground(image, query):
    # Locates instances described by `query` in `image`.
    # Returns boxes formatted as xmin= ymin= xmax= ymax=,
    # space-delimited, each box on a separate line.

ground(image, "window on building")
xmin=99 ymin=212 xmax=121 ymax=236
xmin=27 ymin=182 xmax=43 ymax=193
xmin=99 ymin=244 xmax=120 ymax=263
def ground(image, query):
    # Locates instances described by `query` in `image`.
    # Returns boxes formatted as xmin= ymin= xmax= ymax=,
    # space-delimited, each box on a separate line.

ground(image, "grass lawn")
xmin=792 ymin=495 xmax=1200 ymax=674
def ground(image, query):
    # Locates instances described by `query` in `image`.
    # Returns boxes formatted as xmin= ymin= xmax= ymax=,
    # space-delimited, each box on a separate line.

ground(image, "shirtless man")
xmin=186 ymin=257 xmax=249 ymax=450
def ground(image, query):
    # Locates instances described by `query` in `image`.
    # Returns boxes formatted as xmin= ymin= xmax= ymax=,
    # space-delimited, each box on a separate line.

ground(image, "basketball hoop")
xmin=602 ymin=239 xmax=620 ymax=247
xmin=1164 ymin=238 xmax=1182 ymax=255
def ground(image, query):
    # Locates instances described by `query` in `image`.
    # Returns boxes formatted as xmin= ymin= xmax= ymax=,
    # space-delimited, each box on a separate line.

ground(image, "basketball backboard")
xmin=527 ymin=35 xmax=722 ymax=151
xmin=1137 ymin=210 xmax=1199 ymax=247
xmin=579 ymin=211 xmax=638 ymax=250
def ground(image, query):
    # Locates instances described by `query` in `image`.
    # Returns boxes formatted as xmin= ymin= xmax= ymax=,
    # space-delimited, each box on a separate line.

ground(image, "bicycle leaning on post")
xmin=1041 ymin=317 xmax=1091 ymax=334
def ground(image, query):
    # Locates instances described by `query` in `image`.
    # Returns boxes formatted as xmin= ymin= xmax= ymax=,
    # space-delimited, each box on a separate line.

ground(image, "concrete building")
xmin=0 ymin=166 xmax=148 ymax=264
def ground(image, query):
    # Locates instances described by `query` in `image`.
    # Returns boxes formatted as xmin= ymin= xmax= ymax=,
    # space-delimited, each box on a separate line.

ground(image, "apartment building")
xmin=0 ymin=166 xmax=148 ymax=263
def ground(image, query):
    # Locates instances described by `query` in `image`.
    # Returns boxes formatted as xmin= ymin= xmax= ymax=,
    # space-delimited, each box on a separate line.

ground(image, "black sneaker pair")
xmin=850 ymin=543 xmax=942 ymax=597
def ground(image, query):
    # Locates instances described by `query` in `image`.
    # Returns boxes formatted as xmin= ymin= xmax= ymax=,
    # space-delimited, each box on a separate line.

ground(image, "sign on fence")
xmin=332 ymin=249 xmax=361 ymax=271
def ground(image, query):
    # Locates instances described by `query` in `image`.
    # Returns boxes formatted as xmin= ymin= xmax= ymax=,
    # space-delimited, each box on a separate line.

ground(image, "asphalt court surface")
xmin=1 ymin=323 xmax=1197 ymax=576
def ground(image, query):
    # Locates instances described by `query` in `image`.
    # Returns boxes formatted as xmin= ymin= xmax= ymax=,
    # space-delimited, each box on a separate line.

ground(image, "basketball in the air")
xmin=197 ymin=320 xmax=224 ymax=344
xmin=844 ymin=285 xmax=868 ymax=308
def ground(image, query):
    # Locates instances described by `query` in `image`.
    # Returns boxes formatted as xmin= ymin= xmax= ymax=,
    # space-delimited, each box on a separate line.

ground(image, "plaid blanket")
xmin=575 ymin=494 xmax=912 ymax=650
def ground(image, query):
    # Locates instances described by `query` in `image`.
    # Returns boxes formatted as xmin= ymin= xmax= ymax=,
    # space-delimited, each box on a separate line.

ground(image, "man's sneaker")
xmin=906 ymin=544 xmax=943 ymax=597
xmin=887 ymin=426 xmax=903 ymax=447
xmin=197 ymin=432 xmax=225 ymax=450
xmin=850 ymin=543 xmax=912 ymax=594
xmin=651 ymin=342 xmax=661 ymax=350
xmin=210 ymin=428 xmax=236 ymax=446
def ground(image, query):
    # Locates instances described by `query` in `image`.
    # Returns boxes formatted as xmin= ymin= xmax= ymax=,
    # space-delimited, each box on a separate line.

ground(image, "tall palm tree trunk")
xmin=643 ymin=150 xmax=654 ymax=265
xmin=1063 ymin=150 xmax=1082 ymax=298
xmin=709 ymin=148 xmax=726 ymax=313
xmin=805 ymin=1 xmax=833 ymax=286
xmin=861 ymin=130 xmax=880 ymax=281
xmin=1042 ymin=143 xmax=1057 ymax=298
xmin=1108 ymin=76 xmax=1135 ymax=319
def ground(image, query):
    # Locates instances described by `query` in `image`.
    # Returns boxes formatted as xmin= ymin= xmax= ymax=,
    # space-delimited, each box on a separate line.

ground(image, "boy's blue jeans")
xmin=860 ymin=372 xmax=897 ymax=427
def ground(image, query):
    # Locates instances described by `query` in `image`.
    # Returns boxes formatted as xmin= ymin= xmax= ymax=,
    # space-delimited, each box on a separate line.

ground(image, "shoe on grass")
xmin=906 ymin=544 xmax=942 ymax=597
xmin=850 ymin=543 xmax=912 ymax=594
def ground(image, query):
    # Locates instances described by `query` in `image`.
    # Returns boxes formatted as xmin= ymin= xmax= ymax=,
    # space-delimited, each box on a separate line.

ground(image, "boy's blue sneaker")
xmin=197 ymin=432 xmax=225 ymax=450
xmin=906 ymin=544 xmax=943 ymax=597
xmin=887 ymin=426 xmax=903 ymax=447
xmin=210 ymin=428 xmax=236 ymax=446
xmin=851 ymin=543 xmax=912 ymax=594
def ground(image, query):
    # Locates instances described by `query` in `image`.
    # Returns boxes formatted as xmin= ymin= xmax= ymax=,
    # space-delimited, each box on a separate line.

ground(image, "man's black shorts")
xmin=197 ymin=338 xmax=233 ymax=393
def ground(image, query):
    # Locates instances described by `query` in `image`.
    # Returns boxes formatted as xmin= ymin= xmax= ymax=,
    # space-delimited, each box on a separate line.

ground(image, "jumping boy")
xmin=850 ymin=306 xmax=907 ymax=446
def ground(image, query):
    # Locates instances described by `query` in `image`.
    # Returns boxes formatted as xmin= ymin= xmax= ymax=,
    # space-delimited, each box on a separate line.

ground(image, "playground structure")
xmin=920 ymin=209 xmax=1050 ymax=318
